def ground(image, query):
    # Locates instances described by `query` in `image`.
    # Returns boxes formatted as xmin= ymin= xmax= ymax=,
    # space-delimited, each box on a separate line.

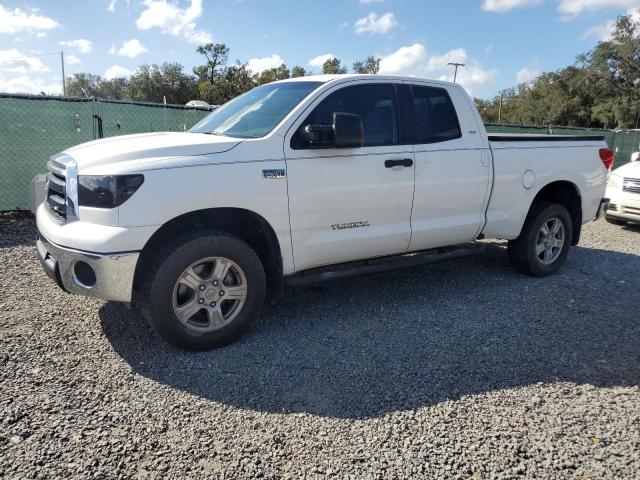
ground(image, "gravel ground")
xmin=1 ymin=218 xmax=639 ymax=479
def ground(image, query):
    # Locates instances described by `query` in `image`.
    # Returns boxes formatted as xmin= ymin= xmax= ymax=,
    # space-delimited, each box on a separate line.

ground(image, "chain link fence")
xmin=0 ymin=93 xmax=213 ymax=211
xmin=1 ymin=94 xmax=639 ymax=211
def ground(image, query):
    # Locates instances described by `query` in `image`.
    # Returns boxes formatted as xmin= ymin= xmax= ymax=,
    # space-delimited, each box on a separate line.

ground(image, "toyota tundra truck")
xmin=36 ymin=75 xmax=611 ymax=350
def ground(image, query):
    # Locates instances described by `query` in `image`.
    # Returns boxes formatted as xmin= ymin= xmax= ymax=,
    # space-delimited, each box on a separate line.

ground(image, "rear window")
xmin=411 ymin=86 xmax=461 ymax=144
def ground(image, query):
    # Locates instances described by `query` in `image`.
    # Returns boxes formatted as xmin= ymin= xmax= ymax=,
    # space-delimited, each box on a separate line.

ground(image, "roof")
xmin=276 ymin=74 xmax=458 ymax=89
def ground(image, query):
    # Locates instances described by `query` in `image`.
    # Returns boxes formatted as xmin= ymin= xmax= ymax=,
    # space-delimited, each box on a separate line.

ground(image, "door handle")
xmin=384 ymin=158 xmax=413 ymax=168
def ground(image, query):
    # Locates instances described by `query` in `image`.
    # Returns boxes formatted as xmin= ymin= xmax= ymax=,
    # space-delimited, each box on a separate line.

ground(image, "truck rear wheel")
xmin=507 ymin=201 xmax=572 ymax=277
xmin=138 ymin=231 xmax=266 ymax=350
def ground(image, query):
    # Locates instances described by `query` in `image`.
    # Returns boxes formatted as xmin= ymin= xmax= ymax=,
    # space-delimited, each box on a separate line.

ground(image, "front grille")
xmin=623 ymin=177 xmax=640 ymax=194
xmin=622 ymin=205 xmax=640 ymax=216
xmin=46 ymin=159 xmax=67 ymax=221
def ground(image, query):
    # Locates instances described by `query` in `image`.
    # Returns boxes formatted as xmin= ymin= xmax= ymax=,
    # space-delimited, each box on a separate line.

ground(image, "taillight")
xmin=599 ymin=148 xmax=615 ymax=170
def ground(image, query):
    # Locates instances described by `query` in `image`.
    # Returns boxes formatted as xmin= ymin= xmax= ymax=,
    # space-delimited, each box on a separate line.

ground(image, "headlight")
xmin=607 ymin=174 xmax=621 ymax=189
xmin=78 ymin=174 xmax=144 ymax=208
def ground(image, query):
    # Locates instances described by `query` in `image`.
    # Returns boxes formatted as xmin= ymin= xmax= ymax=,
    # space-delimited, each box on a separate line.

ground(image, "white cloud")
xmin=60 ymin=39 xmax=93 ymax=54
xmin=516 ymin=66 xmax=540 ymax=83
xmin=558 ymin=0 xmax=640 ymax=18
xmin=107 ymin=0 xmax=117 ymax=12
xmin=108 ymin=43 xmax=117 ymax=55
xmin=359 ymin=0 xmax=384 ymax=4
xmin=0 ymin=4 xmax=59 ymax=35
xmin=0 ymin=49 xmax=49 ymax=74
xmin=354 ymin=12 xmax=398 ymax=35
xmin=118 ymin=39 xmax=148 ymax=58
xmin=0 ymin=74 xmax=61 ymax=94
xmin=104 ymin=65 xmax=132 ymax=79
xmin=136 ymin=0 xmax=213 ymax=44
xmin=481 ymin=0 xmax=544 ymax=12
xmin=580 ymin=7 xmax=640 ymax=39
xmin=247 ymin=54 xmax=285 ymax=74
xmin=308 ymin=53 xmax=336 ymax=68
xmin=66 ymin=55 xmax=81 ymax=65
xmin=378 ymin=43 xmax=496 ymax=94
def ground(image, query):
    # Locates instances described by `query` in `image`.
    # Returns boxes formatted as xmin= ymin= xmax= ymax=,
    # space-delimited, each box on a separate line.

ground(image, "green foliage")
xmin=322 ymin=58 xmax=347 ymax=75
xmin=353 ymin=56 xmax=381 ymax=74
xmin=198 ymin=62 xmax=254 ymax=105
xmin=478 ymin=12 xmax=640 ymax=129
xmin=291 ymin=66 xmax=308 ymax=78
xmin=254 ymin=64 xmax=291 ymax=85
xmin=65 ymin=73 xmax=107 ymax=98
xmin=193 ymin=43 xmax=230 ymax=83
xmin=124 ymin=63 xmax=198 ymax=104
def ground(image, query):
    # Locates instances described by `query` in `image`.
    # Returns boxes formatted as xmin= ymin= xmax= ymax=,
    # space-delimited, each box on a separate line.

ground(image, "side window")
xmin=292 ymin=84 xmax=398 ymax=148
xmin=411 ymin=85 xmax=461 ymax=144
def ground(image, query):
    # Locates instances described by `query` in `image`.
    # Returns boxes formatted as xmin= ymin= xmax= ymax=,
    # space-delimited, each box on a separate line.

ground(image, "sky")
xmin=0 ymin=0 xmax=638 ymax=99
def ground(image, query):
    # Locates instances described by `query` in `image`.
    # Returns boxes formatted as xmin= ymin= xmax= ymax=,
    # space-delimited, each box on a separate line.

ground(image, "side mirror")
xmin=303 ymin=124 xmax=334 ymax=148
xmin=333 ymin=112 xmax=364 ymax=148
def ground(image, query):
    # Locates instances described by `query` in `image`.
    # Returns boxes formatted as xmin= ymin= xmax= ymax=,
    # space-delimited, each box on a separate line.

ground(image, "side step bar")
xmin=284 ymin=243 xmax=485 ymax=288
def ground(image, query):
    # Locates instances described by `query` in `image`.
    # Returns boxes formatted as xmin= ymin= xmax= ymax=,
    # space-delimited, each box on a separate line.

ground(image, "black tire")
xmin=507 ymin=201 xmax=573 ymax=277
xmin=605 ymin=215 xmax=627 ymax=226
xmin=137 ymin=231 xmax=266 ymax=351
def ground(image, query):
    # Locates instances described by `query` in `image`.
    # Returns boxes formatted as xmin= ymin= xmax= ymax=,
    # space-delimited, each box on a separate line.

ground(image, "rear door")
xmin=405 ymin=82 xmax=491 ymax=251
xmin=283 ymin=82 xmax=415 ymax=271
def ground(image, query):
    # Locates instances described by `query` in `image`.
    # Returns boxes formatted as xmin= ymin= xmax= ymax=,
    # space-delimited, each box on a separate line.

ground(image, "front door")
xmin=284 ymin=82 xmax=415 ymax=271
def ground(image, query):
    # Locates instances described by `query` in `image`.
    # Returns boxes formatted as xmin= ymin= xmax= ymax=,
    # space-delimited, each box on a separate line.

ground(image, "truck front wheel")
xmin=138 ymin=231 xmax=266 ymax=350
xmin=507 ymin=201 xmax=573 ymax=277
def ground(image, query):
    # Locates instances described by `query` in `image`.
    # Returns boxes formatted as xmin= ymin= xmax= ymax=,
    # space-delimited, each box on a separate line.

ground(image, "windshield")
xmin=189 ymin=81 xmax=324 ymax=138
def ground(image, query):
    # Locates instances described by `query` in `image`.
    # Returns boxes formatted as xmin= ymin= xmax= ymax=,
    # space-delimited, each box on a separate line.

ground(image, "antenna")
xmin=60 ymin=51 xmax=66 ymax=96
xmin=447 ymin=62 xmax=465 ymax=83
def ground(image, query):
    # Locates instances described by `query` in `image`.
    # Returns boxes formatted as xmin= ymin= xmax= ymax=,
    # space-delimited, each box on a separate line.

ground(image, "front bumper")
xmin=36 ymin=232 xmax=140 ymax=302
xmin=604 ymin=186 xmax=640 ymax=223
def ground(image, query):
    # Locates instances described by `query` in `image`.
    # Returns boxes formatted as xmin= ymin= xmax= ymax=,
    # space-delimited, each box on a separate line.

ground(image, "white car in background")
xmin=605 ymin=155 xmax=640 ymax=225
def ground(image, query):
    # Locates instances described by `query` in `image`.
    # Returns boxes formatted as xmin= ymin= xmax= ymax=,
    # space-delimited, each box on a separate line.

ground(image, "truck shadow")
xmin=99 ymin=242 xmax=640 ymax=419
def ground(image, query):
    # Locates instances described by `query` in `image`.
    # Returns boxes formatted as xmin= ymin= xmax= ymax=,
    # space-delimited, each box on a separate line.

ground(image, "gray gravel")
xmin=1 ymin=218 xmax=639 ymax=479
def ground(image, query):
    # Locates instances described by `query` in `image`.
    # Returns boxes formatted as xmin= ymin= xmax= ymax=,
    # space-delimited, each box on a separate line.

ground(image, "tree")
xmin=199 ymin=62 xmax=254 ymax=105
xmin=291 ymin=65 xmax=308 ymax=77
xmin=124 ymin=63 xmax=197 ymax=104
xmin=65 ymin=73 xmax=102 ymax=97
xmin=353 ymin=56 xmax=381 ymax=74
xmin=322 ymin=58 xmax=347 ymax=74
xmin=96 ymin=77 xmax=128 ymax=99
xmin=254 ymin=64 xmax=290 ymax=85
xmin=475 ymin=12 xmax=640 ymax=129
xmin=193 ymin=43 xmax=230 ymax=83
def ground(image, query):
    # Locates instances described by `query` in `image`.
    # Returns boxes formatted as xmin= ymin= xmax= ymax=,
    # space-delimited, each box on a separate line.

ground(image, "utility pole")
xmin=60 ymin=51 xmax=66 ymax=96
xmin=498 ymin=91 xmax=504 ymax=124
xmin=447 ymin=62 xmax=465 ymax=83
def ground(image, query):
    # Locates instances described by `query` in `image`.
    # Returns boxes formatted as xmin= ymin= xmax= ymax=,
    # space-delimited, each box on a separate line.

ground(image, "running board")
xmin=284 ymin=244 xmax=485 ymax=288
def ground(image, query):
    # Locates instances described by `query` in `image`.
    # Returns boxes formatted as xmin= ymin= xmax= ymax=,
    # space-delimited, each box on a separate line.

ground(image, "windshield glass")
xmin=189 ymin=81 xmax=324 ymax=138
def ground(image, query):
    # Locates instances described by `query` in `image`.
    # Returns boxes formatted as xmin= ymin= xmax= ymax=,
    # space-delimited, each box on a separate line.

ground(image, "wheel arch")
xmin=525 ymin=180 xmax=582 ymax=245
xmin=133 ymin=207 xmax=284 ymax=299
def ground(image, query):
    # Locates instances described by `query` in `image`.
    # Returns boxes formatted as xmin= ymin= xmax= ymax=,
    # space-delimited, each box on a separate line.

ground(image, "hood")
xmin=612 ymin=160 xmax=640 ymax=178
xmin=64 ymin=132 xmax=242 ymax=173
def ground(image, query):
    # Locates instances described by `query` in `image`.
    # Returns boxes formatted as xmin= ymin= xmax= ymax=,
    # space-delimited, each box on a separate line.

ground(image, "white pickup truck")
xmin=36 ymin=74 xmax=611 ymax=350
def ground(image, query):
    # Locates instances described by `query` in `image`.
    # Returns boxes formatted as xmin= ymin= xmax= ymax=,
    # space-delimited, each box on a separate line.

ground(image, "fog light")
xmin=73 ymin=261 xmax=96 ymax=288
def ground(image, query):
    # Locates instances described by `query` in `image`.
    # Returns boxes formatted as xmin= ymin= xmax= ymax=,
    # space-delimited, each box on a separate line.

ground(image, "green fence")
xmin=0 ymin=94 xmax=213 ymax=211
xmin=1 ymin=94 xmax=639 ymax=211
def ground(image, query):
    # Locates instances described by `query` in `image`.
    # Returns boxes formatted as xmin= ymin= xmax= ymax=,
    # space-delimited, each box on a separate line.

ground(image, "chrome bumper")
xmin=36 ymin=232 xmax=140 ymax=303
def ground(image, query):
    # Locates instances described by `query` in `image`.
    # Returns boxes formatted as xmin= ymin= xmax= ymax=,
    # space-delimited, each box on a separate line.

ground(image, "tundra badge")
xmin=331 ymin=221 xmax=370 ymax=230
